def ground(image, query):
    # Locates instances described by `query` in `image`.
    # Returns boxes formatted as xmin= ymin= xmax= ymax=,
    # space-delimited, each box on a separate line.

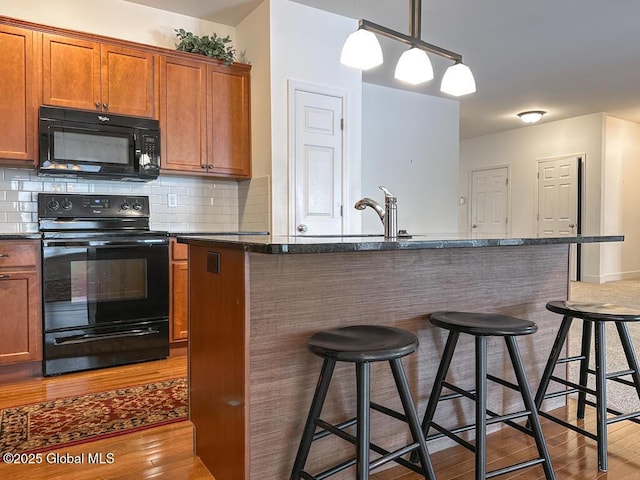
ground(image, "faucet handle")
xmin=378 ymin=186 xmax=395 ymax=198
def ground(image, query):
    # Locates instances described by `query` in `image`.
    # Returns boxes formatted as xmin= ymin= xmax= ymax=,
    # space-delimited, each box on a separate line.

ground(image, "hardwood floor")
xmin=372 ymin=400 xmax=640 ymax=479
xmin=2 ymin=353 xmax=640 ymax=479
xmin=0 ymin=353 xmax=215 ymax=480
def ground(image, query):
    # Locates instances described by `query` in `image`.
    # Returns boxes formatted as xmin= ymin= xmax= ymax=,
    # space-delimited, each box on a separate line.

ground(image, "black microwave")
xmin=38 ymin=106 xmax=160 ymax=182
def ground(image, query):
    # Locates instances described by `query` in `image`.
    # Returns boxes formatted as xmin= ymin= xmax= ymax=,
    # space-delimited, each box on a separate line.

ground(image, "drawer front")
xmin=0 ymin=242 xmax=38 ymax=269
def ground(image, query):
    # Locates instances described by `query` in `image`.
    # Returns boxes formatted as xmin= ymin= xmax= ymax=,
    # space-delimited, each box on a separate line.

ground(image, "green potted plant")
xmin=174 ymin=28 xmax=236 ymax=65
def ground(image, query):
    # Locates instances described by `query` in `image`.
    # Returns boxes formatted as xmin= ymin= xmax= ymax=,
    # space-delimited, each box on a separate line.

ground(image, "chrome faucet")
xmin=355 ymin=186 xmax=398 ymax=239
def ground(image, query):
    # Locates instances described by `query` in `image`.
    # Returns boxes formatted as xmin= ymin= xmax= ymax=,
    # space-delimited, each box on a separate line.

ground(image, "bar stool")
xmin=290 ymin=325 xmax=436 ymax=480
xmin=534 ymin=301 xmax=640 ymax=472
xmin=419 ymin=311 xmax=555 ymax=480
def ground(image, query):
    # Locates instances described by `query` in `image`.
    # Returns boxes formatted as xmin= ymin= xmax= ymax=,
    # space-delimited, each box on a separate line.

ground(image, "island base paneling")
xmin=187 ymin=244 xmax=570 ymax=480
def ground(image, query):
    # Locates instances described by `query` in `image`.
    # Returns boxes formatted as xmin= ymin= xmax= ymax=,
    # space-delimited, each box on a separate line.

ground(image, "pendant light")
xmin=340 ymin=0 xmax=476 ymax=96
xmin=340 ymin=29 xmax=383 ymax=70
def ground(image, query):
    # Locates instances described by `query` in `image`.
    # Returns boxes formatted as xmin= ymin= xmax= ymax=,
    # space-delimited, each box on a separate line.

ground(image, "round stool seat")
xmin=547 ymin=300 xmax=640 ymax=322
xmin=430 ymin=311 xmax=537 ymax=337
xmin=308 ymin=325 xmax=418 ymax=362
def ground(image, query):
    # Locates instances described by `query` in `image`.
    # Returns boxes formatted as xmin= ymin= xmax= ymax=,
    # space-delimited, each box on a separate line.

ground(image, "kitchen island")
xmin=177 ymin=233 xmax=622 ymax=480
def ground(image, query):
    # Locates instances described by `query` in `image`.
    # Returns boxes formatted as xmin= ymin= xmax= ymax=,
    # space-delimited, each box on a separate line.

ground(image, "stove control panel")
xmin=38 ymin=194 xmax=150 ymax=218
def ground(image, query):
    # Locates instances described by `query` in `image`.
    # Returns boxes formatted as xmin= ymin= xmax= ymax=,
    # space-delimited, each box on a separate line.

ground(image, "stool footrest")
xmin=313 ymin=416 xmax=429 ymax=476
xmin=487 ymin=373 xmax=521 ymax=392
xmin=487 ymin=458 xmax=546 ymax=479
xmin=556 ymin=354 xmax=586 ymax=365
xmin=370 ymin=401 xmax=407 ymax=422
xmin=547 ymin=375 xmax=597 ymax=397
xmin=582 ymin=367 xmax=639 ymax=387
xmin=538 ymin=410 xmax=598 ymax=441
xmin=300 ymin=457 xmax=356 ymax=480
xmin=578 ymin=399 xmax=640 ymax=426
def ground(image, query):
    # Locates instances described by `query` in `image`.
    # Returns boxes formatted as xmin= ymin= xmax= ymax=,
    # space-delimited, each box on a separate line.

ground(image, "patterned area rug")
xmin=0 ymin=378 xmax=187 ymax=455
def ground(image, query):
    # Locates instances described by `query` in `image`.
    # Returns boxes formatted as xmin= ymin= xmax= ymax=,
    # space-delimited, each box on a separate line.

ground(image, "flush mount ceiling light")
xmin=518 ymin=110 xmax=546 ymax=124
xmin=340 ymin=0 xmax=476 ymax=96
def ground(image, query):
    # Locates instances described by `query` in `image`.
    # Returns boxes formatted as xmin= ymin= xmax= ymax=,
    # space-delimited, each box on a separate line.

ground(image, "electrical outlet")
xmin=168 ymin=193 xmax=177 ymax=207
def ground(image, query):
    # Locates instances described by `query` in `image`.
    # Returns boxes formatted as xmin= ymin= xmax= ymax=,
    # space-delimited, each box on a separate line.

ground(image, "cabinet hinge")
xmin=340 ymin=205 xmax=343 ymax=217
xmin=340 ymin=118 xmax=344 ymax=131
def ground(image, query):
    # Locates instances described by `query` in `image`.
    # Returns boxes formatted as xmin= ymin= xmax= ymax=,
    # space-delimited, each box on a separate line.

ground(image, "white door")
xmin=537 ymin=156 xmax=579 ymax=236
xmin=292 ymin=88 xmax=344 ymax=235
xmin=470 ymin=167 xmax=509 ymax=235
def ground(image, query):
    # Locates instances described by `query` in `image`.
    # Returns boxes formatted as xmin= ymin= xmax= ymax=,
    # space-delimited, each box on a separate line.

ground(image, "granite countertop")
xmin=176 ymin=233 xmax=624 ymax=254
xmin=0 ymin=233 xmax=42 ymax=240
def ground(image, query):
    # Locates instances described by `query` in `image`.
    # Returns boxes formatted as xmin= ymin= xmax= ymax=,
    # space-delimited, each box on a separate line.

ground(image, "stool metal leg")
xmin=420 ymin=330 xmax=460 ymax=435
xmin=389 ymin=358 xmax=436 ymax=480
xmin=615 ymin=321 xmax=640 ymax=400
xmin=534 ymin=316 xmax=573 ymax=410
xmin=594 ymin=320 xmax=608 ymax=471
xmin=290 ymin=358 xmax=336 ymax=480
xmin=475 ymin=335 xmax=487 ymax=480
xmin=356 ymin=362 xmax=371 ymax=480
xmin=577 ymin=319 xmax=593 ymax=419
xmin=505 ymin=336 xmax=556 ymax=480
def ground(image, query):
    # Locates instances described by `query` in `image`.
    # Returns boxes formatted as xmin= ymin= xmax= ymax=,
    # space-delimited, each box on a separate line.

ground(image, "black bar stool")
xmin=419 ymin=311 xmax=555 ymax=480
xmin=534 ymin=301 xmax=640 ymax=472
xmin=290 ymin=325 xmax=436 ymax=480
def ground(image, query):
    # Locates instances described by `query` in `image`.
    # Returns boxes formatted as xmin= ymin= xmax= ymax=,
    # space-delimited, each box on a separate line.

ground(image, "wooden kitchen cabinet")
xmin=0 ymin=24 xmax=37 ymax=164
xmin=160 ymin=54 xmax=251 ymax=178
xmin=0 ymin=241 xmax=42 ymax=365
xmin=42 ymin=33 xmax=156 ymax=118
xmin=169 ymin=238 xmax=189 ymax=343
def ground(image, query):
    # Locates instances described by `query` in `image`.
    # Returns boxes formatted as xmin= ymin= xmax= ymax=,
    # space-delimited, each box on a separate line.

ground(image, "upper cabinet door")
xmin=101 ymin=44 xmax=155 ymax=118
xmin=0 ymin=24 xmax=36 ymax=163
xmin=207 ymin=65 xmax=251 ymax=177
xmin=159 ymin=55 xmax=208 ymax=173
xmin=42 ymin=34 xmax=156 ymax=117
xmin=42 ymin=33 xmax=101 ymax=111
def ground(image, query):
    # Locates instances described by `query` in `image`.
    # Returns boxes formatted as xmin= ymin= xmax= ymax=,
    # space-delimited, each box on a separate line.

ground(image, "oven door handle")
xmin=54 ymin=328 xmax=160 ymax=345
xmin=43 ymin=237 xmax=168 ymax=247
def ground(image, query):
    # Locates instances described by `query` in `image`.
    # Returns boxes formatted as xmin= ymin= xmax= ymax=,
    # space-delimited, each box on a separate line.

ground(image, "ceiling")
xmin=123 ymin=0 xmax=640 ymax=139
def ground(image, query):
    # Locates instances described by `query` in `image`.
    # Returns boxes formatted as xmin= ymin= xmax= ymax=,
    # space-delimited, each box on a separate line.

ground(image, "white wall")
xmin=460 ymin=112 xmax=640 ymax=283
xmin=361 ymin=83 xmax=460 ymax=234
xmin=602 ymin=116 xmax=640 ymax=280
xmin=0 ymin=0 xmax=234 ymax=48
xmin=268 ymin=0 xmax=362 ymax=236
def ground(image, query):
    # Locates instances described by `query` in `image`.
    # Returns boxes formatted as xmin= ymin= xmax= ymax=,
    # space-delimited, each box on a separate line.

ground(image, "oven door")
xmin=42 ymin=236 xmax=169 ymax=332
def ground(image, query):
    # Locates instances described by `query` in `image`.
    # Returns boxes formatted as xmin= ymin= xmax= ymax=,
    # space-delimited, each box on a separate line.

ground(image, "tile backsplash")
xmin=0 ymin=167 xmax=270 ymax=234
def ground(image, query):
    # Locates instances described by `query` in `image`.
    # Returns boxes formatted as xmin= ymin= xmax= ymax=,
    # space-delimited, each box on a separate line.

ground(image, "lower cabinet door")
xmin=0 ymin=271 xmax=41 ymax=364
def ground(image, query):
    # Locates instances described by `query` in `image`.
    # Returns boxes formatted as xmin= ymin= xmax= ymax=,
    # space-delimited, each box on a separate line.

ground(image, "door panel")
xmin=293 ymin=90 xmax=343 ymax=235
xmin=470 ymin=167 xmax=509 ymax=235
xmin=537 ymin=157 xmax=578 ymax=236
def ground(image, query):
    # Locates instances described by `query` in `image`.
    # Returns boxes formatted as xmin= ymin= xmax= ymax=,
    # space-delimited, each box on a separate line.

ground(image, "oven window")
xmin=54 ymin=130 xmax=130 ymax=164
xmin=70 ymin=258 xmax=147 ymax=303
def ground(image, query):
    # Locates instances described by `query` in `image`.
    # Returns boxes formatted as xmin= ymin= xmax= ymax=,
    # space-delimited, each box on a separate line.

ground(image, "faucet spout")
xmin=354 ymin=198 xmax=385 ymax=225
xmin=354 ymin=186 xmax=398 ymax=239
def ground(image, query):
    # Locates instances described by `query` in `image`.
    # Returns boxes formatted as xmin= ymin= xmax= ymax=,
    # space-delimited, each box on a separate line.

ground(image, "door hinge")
xmin=340 ymin=205 xmax=343 ymax=217
xmin=340 ymin=118 xmax=344 ymax=131
xmin=505 ymin=177 xmax=509 ymax=185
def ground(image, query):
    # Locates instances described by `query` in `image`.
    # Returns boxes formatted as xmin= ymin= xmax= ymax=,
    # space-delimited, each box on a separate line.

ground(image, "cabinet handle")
xmin=103 ymin=103 xmax=109 ymax=110
xmin=0 ymin=274 xmax=9 ymax=279
xmin=201 ymin=165 xmax=207 ymax=170
xmin=0 ymin=253 xmax=9 ymax=257
xmin=95 ymin=101 xmax=101 ymax=108
xmin=208 ymin=164 xmax=214 ymax=169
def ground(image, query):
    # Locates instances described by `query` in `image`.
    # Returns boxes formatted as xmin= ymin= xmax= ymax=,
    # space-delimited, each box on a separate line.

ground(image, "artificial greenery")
xmin=174 ymin=28 xmax=236 ymax=65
